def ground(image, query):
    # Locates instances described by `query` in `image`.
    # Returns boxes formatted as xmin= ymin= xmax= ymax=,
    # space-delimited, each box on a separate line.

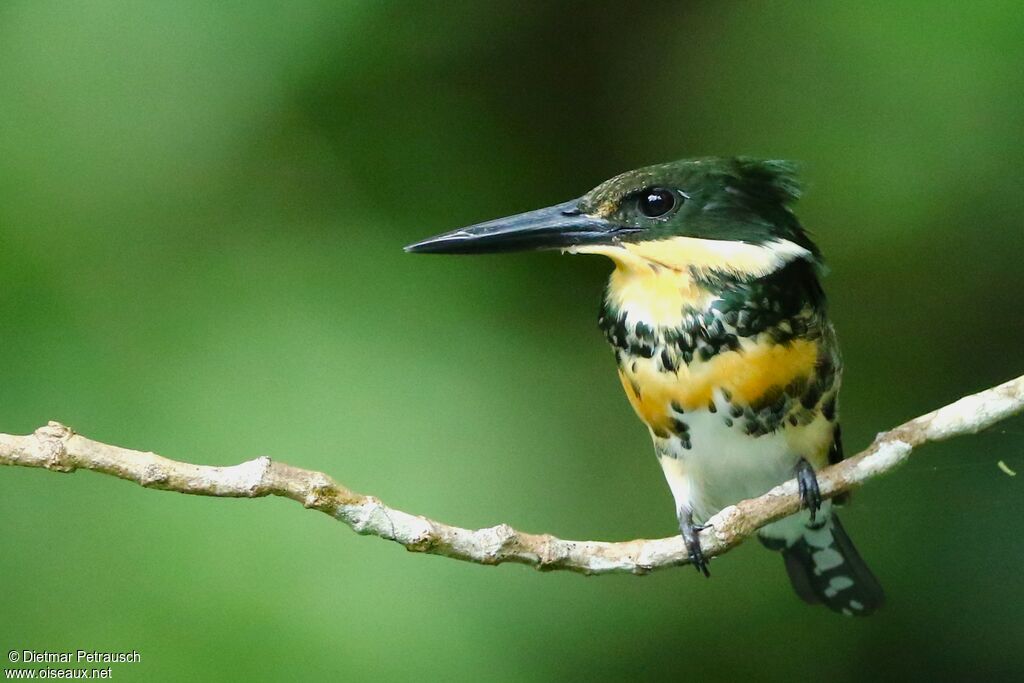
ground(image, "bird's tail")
xmin=759 ymin=513 xmax=884 ymax=616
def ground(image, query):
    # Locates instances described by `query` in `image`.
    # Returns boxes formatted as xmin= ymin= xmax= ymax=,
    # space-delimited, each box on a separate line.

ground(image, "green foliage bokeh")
xmin=2 ymin=2 xmax=1023 ymax=680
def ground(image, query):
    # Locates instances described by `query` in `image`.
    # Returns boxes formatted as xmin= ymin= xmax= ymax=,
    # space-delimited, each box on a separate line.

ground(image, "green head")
xmin=405 ymin=157 xmax=819 ymax=259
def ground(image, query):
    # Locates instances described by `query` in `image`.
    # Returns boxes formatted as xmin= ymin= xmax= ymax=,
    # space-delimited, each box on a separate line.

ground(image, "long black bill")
xmin=404 ymin=199 xmax=637 ymax=254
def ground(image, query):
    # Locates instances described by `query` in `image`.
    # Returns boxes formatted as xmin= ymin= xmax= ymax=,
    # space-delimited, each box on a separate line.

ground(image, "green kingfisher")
xmin=406 ymin=157 xmax=884 ymax=616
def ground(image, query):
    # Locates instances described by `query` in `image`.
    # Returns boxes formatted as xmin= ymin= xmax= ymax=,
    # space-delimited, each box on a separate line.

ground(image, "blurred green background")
xmin=2 ymin=1 xmax=1023 ymax=680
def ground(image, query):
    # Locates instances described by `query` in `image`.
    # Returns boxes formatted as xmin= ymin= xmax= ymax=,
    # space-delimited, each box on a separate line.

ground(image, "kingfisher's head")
xmin=406 ymin=157 xmax=821 ymax=280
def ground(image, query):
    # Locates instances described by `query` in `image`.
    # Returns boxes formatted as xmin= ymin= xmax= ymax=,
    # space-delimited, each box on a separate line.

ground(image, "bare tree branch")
xmin=2 ymin=374 xmax=1022 ymax=575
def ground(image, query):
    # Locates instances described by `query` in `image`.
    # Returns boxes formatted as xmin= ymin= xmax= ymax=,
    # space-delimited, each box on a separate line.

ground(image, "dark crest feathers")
xmin=731 ymin=158 xmax=802 ymax=207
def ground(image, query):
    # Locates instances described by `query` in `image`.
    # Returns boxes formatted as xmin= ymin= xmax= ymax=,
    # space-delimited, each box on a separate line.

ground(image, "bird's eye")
xmin=638 ymin=188 xmax=678 ymax=218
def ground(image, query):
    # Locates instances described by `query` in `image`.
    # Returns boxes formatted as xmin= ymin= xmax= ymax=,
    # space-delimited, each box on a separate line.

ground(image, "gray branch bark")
xmin=2 ymin=373 xmax=1022 ymax=575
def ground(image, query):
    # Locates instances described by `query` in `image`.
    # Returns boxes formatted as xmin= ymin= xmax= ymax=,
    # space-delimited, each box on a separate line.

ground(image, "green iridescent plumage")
xmin=579 ymin=157 xmax=821 ymax=258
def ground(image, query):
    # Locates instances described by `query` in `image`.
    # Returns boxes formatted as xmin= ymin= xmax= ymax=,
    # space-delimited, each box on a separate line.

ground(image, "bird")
xmin=405 ymin=157 xmax=884 ymax=616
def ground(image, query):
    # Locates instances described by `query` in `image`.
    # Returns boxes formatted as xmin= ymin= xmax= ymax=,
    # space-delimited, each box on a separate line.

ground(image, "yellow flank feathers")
xmin=618 ymin=339 xmax=819 ymax=433
xmin=570 ymin=234 xmax=821 ymax=438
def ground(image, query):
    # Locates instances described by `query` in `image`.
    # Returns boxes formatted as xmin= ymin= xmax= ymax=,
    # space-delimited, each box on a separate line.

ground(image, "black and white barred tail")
xmin=760 ymin=514 xmax=884 ymax=616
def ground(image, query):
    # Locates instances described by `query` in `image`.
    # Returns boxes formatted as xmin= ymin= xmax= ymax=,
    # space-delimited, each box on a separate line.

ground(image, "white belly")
xmin=656 ymin=407 xmax=832 ymax=534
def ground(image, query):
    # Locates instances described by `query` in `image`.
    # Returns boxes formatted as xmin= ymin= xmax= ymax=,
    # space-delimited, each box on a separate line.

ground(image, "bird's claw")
xmin=795 ymin=457 xmax=822 ymax=523
xmin=678 ymin=509 xmax=710 ymax=577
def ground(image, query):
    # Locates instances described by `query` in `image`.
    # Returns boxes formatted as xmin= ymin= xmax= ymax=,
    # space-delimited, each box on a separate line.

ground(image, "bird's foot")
xmin=795 ymin=457 xmax=821 ymax=523
xmin=678 ymin=509 xmax=710 ymax=577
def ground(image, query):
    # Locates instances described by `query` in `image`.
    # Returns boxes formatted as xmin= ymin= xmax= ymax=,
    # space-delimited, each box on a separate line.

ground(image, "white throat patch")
xmin=566 ymin=236 xmax=812 ymax=279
